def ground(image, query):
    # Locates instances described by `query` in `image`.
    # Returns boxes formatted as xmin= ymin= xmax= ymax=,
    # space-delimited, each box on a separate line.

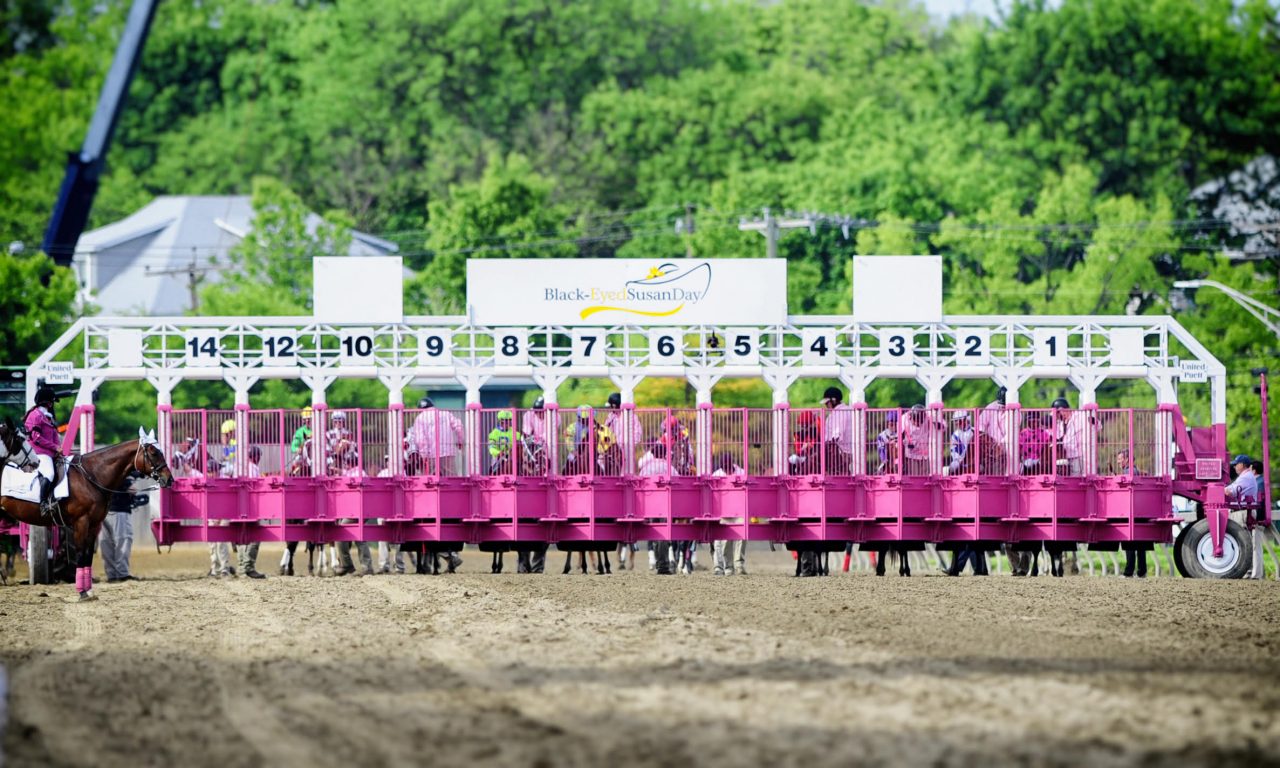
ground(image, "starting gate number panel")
xmin=801 ymin=329 xmax=837 ymax=365
xmin=184 ymin=331 xmax=222 ymax=368
xmin=878 ymin=328 xmax=914 ymax=365
xmin=649 ymin=331 xmax=682 ymax=364
xmin=339 ymin=328 xmax=377 ymax=364
xmin=954 ymin=329 xmax=990 ymax=366
xmin=262 ymin=331 xmax=299 ymax=366
xmin=418 ymin=330 xmax=453 ymax=366
xmin=725 ymin=328 xmax=759 ymax=366
xmin=572 ymin=330 xmax=607 ymax=366
xmin=494 ymin=328 xmax=529 ymax=365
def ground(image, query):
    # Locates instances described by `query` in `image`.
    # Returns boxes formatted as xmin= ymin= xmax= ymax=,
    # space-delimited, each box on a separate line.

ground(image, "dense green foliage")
xmin=0 ymin=0 xmax=1277 ymax=456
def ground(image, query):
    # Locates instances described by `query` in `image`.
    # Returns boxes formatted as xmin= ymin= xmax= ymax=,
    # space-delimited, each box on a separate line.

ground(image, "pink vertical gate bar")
xmin=1259 ymin=372 xmax=1272 ymax=525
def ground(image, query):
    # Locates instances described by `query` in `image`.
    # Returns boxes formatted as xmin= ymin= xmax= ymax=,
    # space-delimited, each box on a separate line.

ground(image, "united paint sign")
xmin=466 ymin=259 xmax=787 ymax=326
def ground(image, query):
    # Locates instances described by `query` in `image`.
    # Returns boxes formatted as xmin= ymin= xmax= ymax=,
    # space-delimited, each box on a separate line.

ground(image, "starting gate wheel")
xmin=1172 ymin=525 xmax=1190 ymax=578
xmin=1177 ymin=519 xmax=1252 ymax=579
xmin=28 ymin=525 xmax=50 ymax=585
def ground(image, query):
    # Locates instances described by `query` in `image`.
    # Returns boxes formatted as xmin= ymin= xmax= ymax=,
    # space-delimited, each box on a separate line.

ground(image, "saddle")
xmin=1 ymin=457 xmax=71 ymax=505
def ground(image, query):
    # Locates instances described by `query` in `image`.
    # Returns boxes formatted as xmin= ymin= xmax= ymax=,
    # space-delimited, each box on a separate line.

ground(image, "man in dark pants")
xmin=1122 ymin=545 xmax=1149 ymax=578
xmin=948 ymin=546 xmax=988 ymax=576
xmin=516 ymin=544 xmax=548 ymax=573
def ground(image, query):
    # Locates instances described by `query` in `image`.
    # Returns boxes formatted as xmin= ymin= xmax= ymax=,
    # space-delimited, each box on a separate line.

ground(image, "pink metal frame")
xmin=151 ymin=406 xmax=1195 ymax=549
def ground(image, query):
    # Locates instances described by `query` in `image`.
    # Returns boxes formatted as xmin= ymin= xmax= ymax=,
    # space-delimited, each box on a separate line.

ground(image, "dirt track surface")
xmin=1 ymin=547 xmax=1278 ymax=768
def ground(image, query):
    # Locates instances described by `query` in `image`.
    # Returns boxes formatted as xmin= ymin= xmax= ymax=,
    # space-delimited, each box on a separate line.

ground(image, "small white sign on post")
xmin=853 ymin=256 xmax=942 ymax=323
xmin=1179 ymin=360 xmax=1208 ymax=383
xmin=43 ymin=362 xmax=74 ymax=385
xmin=314 ymin=257 xmax=404 ymax=324
xmin=466 ymin=259 xmax=787 ymax=326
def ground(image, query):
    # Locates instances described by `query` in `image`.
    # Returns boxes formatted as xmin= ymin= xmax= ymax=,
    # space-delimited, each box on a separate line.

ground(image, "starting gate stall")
xmin=18 ymin=256 xmax=1270 ymax=579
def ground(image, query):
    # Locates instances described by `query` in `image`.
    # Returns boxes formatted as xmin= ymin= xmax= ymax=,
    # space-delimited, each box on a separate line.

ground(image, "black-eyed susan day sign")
xmin=466 ymin=259 xmax=788 ymax=326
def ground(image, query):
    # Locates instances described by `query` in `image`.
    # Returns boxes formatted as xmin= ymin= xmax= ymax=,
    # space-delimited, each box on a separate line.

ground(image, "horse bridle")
xmin=134 ymin=441 xmax=171 ymax=485
xmin=1 ymin=425 xmax=36 ymax=469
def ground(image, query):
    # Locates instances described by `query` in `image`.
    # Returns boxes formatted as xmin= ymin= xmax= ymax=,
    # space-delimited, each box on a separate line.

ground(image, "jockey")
xmin=24 ymin=386 xmax=61 ymax=513
xmin=290 ymin=405 xmax=313 ymax=454
xmin=486 ymin=410 xmax=517 ymax=473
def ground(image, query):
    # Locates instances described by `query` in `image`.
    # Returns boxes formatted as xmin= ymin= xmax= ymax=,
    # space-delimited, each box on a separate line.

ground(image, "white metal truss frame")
xmin=27 ymin=313 xmax=1227 ymax=422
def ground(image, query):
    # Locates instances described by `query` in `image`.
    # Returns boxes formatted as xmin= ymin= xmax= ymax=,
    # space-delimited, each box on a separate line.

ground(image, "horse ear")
xmin=147 ymin=429 xmax=157 ymax=445
xmin=138 ymin=426 xmax=147 ymax=441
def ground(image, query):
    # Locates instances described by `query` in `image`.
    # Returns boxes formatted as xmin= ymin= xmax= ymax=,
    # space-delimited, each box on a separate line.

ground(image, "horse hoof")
xmin=78 ymin=592 xmax=98 ymax=602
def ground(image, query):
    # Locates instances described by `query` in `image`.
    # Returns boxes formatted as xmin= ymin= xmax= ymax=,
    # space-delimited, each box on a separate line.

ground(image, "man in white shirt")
xmin=1226 ymin=454 xmax=1259 ymax=504
xmin=976 ymin=387 xmax=1010 ymax=474
xmin=603 ymin=392 xmax=643 ymax=470
xmin=821 ymin=387 xmax=854 ymax=475
xmin=405 ymin=397 xmax=465 ymax=476
xmin=237 ymin=445 xmax=268 ymax=579
xmin=1053 ymin=397 xmax=1092 ymax=476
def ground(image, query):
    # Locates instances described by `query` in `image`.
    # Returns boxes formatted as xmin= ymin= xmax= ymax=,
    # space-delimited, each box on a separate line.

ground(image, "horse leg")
xmin=875 ymin=547 xmax=887 ymax=577
xmin=73 ymin=516 xmax=100 ymax=601
xmin=601 ymin=550 xmax=611 ymax=575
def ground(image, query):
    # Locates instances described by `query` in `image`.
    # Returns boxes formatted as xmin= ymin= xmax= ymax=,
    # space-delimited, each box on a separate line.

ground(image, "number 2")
xmin=964 ymin=335 xmax=981 ymax=357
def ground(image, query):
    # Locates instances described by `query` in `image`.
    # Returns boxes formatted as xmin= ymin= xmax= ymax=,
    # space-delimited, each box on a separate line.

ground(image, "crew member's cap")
xmin=1231 ymin=454 xmax=1254 ymax=466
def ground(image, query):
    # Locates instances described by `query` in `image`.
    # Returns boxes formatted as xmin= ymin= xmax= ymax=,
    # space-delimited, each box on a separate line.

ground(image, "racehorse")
xmin=0 ymin=428 xmax=172 ymax=599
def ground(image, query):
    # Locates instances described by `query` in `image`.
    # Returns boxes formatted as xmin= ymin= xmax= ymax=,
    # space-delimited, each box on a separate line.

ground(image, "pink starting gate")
xmin=149 ymin=404 xmax=1237 ymax=550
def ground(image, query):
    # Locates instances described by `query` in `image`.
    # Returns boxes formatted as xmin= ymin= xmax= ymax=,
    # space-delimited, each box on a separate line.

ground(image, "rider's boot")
xmin=38 ymin=476 xmax=57 ymax=515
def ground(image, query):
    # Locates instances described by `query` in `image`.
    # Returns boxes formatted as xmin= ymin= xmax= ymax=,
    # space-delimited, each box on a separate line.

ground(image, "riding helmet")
xmin=532 ymin=396 xmax=544 ymax=410
xmin=607 ymin=392 xmax=621 ymax=408
xmin=822 ymin=386 xmax=842 ymax=403
xmin=1051 ymin=397 xmax=1070 ymax=409
xmin=418 ymin=397 xmax=434 ymax=408
xmin=35 ymin=386 xmax=58 ymax=405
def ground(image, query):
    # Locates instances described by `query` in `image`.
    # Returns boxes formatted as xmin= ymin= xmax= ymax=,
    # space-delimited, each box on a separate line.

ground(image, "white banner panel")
xmin=314 ymin=257 xmax=403 ymax=324
xmin=467 ymin=259 xmax=787 ymax=326
xmin=853 ymin=256 xmax=942 ymax=323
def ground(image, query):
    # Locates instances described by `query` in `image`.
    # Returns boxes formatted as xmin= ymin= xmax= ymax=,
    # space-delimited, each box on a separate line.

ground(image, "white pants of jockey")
xmin=99 ymin=511 xmax=133 ymax=580
xmin=35 ymin=454 xmax=54 ymax=482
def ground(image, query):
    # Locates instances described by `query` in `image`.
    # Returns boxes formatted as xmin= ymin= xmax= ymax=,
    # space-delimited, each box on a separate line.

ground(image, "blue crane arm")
xmin=41 ymin=0 xmax=158 ymax=266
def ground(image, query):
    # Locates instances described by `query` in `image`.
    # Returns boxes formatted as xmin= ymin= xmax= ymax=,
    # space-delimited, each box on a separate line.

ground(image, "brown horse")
xmin=0 ymin=430 xmax=173 ymax=599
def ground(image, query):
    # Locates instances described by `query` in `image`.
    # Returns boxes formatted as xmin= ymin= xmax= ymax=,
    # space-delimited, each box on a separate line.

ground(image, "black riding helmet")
xmin=822 ymin=386 xmax=842 ymax=404
xmin=418 ymin=397 xmax=434 ymax=408
xmin=607 ymin=392 xmax=621 ymax=408
xmin=35 ymin=386 xmax=58 ymax=406
xmin=1051 ymin=397 xmax=1070 ymax=409
xmin=532 ymin=396 xmax=545 ymax=410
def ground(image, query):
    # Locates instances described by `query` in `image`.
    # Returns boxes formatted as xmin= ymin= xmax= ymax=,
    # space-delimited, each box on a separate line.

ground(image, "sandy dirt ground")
xmin=1 ymin=544 xmax=1278 ymax=768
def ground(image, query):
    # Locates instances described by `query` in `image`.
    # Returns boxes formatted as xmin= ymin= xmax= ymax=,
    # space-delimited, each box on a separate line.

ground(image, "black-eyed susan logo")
xmin=571 ymin=262 xmax=712 ymax=320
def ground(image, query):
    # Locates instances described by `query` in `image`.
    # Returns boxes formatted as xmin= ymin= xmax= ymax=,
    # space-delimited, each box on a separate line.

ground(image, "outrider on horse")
xmin=1 ymin=415 xmax=172 ymax=600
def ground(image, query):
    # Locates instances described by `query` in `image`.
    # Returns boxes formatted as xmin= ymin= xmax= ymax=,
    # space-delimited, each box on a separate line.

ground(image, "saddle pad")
xmin=1 ymin=464 xmax=70 ymax=503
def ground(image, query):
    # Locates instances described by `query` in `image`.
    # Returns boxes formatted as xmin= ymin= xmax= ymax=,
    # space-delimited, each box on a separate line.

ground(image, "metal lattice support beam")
xmin=28 ymin=314 xmax=1227 ymax=423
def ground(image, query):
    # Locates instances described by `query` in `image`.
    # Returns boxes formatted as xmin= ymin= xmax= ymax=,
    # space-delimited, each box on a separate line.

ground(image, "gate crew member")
xmin=604 ymin=392 xmax=643 ymax=471
xmin=24 ymin=386 xmax=62 ymax=514
xmin=821 ymin=387 xmax=854 ymax=475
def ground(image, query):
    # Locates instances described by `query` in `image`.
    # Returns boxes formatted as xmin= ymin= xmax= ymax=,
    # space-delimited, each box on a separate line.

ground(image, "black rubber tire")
xmin=28 ymin=525 xmax=51 ymax=585
xmin=1172 ymin=524 xmax=1190 ymax=578
xmin=1177 ymin=518 xmax=1251 ymax=579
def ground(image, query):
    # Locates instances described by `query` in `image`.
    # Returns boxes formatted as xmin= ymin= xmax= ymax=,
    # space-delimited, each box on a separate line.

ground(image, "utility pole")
xmin=675 ymin=203 xmax=696 ymax=258
xmin=145 ymin=249 xmax=217 ymax=312
xmin=738 ymin=207 xmax=818 ymax=258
